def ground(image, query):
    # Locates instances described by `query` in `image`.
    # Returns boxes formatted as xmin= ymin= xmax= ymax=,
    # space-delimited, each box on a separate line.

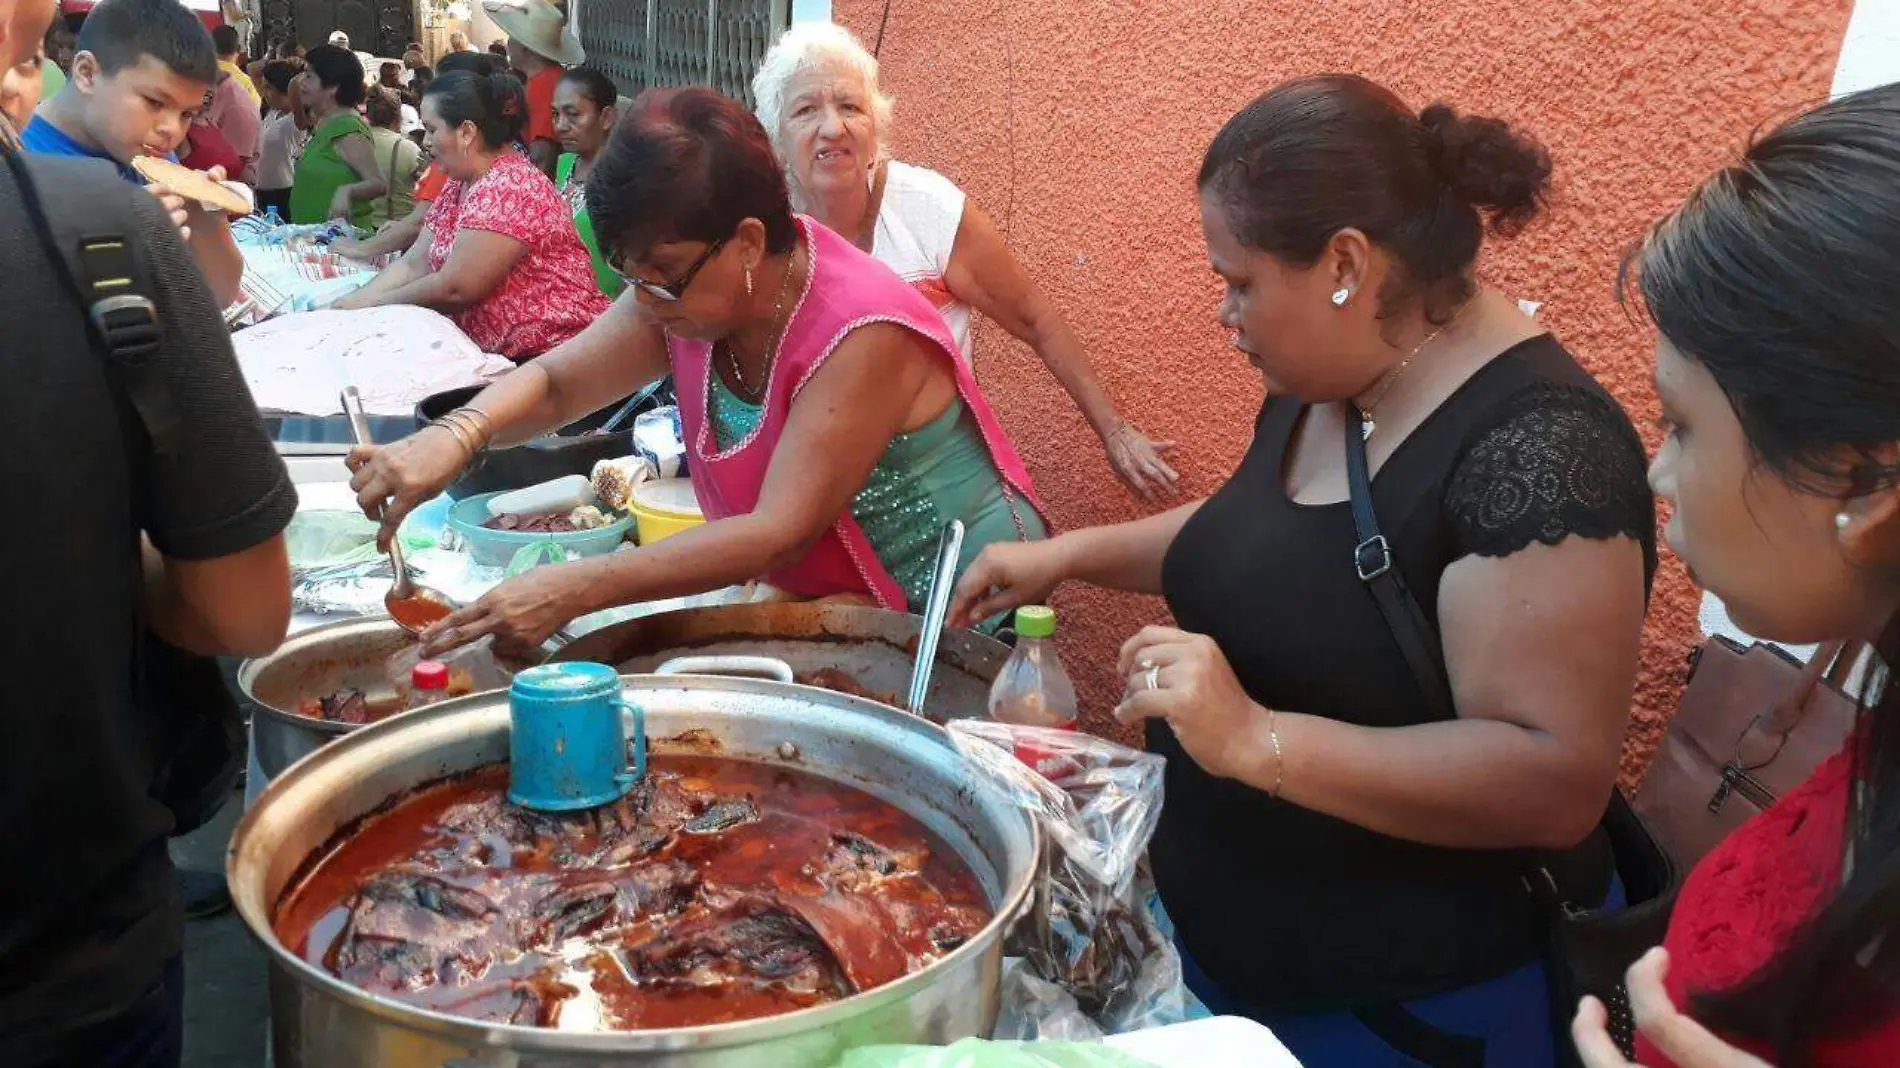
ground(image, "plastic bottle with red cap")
xmin=410 ymin=660 xmax=453 ymax=708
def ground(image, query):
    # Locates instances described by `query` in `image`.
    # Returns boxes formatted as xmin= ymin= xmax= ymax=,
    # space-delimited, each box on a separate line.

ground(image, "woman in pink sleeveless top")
xmin=347 ymin=86 xmax=1046 ymax=654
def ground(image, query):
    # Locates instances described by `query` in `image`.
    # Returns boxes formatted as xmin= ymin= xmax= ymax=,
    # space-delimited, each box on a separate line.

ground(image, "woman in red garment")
xmin=1572 ymin=84 xmax=1900 ymax=1068
xmin=334 ymin=70 xmax=609 ymax=361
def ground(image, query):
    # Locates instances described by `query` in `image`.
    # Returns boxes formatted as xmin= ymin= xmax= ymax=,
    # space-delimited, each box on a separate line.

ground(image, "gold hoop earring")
xmin=744 ymin=267 xmax=754 ymax=297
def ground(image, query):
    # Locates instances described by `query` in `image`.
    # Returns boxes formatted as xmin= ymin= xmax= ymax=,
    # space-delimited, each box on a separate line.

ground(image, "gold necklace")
xmin=1353 ymin=315 xmax=1457 ymax=441
xmin=725 ymin=242 xmax=802 ymax=399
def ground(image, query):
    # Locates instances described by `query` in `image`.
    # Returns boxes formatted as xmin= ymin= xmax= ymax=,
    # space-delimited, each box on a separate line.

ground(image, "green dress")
xmin=556 ymin=152 xmax=623 ymax=298
xmin=290 ymin=110 xmax=374 ymax=230
xmin=708 ymin=373 xmax=1047 ymax=624
xmin=366 ymin=127 xmax=421 ymax=230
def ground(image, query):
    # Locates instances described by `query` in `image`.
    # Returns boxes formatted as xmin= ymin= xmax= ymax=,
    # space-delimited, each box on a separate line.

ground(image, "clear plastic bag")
xmin=285 ymin=509 xmax=381 ymax=573
xmin=834 ymin=1038 xmax=1159 ymax=1068
xmin=946 ymin=722 xmax=1196 ymax=1039
xmin=633 ymin=405 xmax=686 ymax=478
xmin=505 ymin=540 xmax=577 ymax=576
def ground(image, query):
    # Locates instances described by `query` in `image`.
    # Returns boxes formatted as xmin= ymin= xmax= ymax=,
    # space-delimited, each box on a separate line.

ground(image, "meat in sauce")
xmin=296 ymin=664 xmax=477 ymax=726
xmin=274 ymin=757 xmax=990 ymax=1031
xmin=485 ymin=511 xmax=582 ymax=533
xmin=482 ymin=506 xmax=613 ymax=534
xmin=300 ymin=688 xmax=382 ymax=724
xmin=795 ymin=667 xmax=897 ymax=708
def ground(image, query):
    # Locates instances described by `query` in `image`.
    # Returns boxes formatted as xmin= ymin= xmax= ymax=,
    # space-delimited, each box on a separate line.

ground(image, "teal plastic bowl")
xmin=447 ymin=492 xmax=634 ymax=567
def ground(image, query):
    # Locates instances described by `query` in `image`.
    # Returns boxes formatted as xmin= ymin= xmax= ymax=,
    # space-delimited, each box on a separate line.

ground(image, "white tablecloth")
xmin=237 ymin=306 xmax=515 ymax=418
xmin=1105 ymin=1017 xmax=1300 ymax=1066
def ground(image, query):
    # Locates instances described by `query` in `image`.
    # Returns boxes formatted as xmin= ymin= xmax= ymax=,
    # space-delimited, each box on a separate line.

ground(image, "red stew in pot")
xmin=273 ymin=757 xmax=991 ymax=1031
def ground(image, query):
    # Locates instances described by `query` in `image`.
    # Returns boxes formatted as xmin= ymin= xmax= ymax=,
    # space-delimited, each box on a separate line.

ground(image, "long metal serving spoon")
xmin=906 ymin=519 xmax=966 ymax=716
xmin=342 ymin=387 xmax=458 ymax=634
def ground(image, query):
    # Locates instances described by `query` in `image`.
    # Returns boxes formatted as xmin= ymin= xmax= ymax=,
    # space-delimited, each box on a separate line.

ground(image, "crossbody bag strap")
xmin=1344 ymin=405 xmax=1455 ymax=720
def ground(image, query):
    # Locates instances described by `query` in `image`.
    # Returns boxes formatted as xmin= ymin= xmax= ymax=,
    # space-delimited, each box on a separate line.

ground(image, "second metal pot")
xmin=239 ymin=615 xmax=416 ymax=780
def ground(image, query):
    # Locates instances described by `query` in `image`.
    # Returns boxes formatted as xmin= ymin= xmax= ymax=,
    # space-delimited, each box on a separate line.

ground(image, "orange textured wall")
xmin=836 ymin=0 xmax=1853 ymax=780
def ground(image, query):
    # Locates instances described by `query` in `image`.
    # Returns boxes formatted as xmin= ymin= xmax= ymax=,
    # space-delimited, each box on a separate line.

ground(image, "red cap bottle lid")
xmin=412 ymin=660 xmax=451 ymax=690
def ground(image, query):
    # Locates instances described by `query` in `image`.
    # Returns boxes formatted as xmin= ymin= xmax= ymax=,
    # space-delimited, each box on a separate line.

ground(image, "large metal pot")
xmin=554 ymin=603 xmax=1010 ymax=722
xmin=239 ymin=615 xmax=416 ymax=780
xmin=229 ymin=673 xmax=1040 ymax=1067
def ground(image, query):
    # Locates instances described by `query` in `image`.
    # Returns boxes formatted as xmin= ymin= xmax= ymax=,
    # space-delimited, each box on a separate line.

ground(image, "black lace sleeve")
xmin=1444 ymin=382 xmax=1656 ymax=575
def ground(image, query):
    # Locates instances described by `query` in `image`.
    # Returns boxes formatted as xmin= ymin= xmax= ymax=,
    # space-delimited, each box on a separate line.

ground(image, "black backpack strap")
xmin=1343 ymin=406 xmax=1455 ymax=720
xmin=4 ymin=150 xmax=183 ymax=456
xmin=67 ymin=235 xmax=184 ymax=457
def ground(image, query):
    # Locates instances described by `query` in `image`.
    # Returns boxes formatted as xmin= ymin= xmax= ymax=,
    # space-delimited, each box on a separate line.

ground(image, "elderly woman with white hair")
xmin=751 ymin=23 xmax=1180 ymax=502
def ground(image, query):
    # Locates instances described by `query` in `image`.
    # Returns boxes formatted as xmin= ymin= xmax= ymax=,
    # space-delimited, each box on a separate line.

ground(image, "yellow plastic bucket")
xmin=628 ymin=478 xmax=705 ymax=545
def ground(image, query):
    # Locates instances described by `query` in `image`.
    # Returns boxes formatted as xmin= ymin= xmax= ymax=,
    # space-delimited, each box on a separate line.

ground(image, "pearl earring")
xmin=1836 ymin=512 xmax=1853 ymax=530
xmin=744 ymin=267 xmax=754 ymax=297
xmin=1331 ymin=287 xmax=1350 ymax=307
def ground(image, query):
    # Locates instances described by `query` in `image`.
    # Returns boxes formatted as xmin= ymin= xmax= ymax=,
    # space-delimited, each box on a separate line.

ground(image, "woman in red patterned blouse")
xmin=1573 ymin=85 xmax=1900 ymax=1068
xmin=335 ymin=70 xmax=609 ymax=360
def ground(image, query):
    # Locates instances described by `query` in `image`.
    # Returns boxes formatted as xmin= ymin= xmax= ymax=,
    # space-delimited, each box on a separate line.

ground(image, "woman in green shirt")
xmin=550 ymin=66 xmax=621 ymax=297
xmin=363 ymin=87 xmax=420 ymax=230
xmin=289 ymin=45 xmax=385 ymax=229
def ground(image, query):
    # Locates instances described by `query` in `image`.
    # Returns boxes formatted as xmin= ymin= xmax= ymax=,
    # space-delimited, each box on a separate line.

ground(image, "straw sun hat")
xmin=483 ymin=0 xmax=585 ymax=66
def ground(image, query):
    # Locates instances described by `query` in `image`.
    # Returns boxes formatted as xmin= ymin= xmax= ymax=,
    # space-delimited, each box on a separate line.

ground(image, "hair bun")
xmin=1419 ymin=103 xmax=1552 ymax=235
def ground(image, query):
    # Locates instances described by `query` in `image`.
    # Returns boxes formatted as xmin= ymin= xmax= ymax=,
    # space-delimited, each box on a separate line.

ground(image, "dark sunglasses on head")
xmin=610 ymin=236 xmax=728 ymax=302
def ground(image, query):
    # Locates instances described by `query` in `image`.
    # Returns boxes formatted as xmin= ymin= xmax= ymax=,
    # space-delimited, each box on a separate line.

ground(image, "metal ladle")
xmin=342 ymin=387 xmax=458 ymax=634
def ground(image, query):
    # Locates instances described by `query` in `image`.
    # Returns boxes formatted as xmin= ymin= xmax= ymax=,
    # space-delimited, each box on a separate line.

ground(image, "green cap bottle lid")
xmin=1014 ymin=605 xmax=1056 ymax=639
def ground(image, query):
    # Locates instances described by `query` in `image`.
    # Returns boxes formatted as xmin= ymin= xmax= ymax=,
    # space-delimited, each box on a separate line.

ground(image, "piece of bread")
xmin=130 ymin=155 xmax=255 ymax=216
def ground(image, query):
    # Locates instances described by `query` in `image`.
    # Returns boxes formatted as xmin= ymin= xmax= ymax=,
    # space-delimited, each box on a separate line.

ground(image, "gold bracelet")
xmin=1265 ymin=707 xmax=1285 ymax=799
xmin=437 ymin=410 xmax=477 ymax=438
xmin=449 ymin=405 xmax=490 ymax=430
xmin=435 ymin=418 xmax=475 ymax=456
xmin=428 ymin=417 xmax=478 ymax=458
xmin=441 ymin=409 xmax=486 ymax=447
xmin=449 ymin=406 xmax=494 ymax=448
xmin=450 ymin=414 xmax=488 ymax=455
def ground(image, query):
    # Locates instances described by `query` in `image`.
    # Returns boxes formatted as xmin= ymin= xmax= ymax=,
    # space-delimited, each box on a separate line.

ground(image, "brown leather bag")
xmin=1634 ymin=636 xmax=1862 ymax=871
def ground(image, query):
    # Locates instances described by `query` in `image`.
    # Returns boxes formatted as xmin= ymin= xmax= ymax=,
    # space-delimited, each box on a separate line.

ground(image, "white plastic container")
xmin=485 ymin=474 xmax=596 ymax=518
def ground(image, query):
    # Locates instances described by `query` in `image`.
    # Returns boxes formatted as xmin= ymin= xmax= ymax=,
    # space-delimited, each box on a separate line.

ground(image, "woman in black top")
xmin=953 ymin=75 xmax=1656 ymax=1068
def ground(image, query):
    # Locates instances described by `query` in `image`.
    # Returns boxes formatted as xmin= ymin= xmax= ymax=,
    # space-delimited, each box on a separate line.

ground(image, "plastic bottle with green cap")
xmin=986 ymin=605 xmax=1079 ymax=730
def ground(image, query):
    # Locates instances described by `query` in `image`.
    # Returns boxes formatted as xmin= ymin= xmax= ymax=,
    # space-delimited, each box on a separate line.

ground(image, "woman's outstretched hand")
xmin=948 ymin=538 xmax=1069 ymax=629
xmin=420 ymin=562 xmax=591 ymax=659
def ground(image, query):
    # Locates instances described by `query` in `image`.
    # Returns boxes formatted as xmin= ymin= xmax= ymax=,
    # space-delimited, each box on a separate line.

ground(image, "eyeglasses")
xmin=610 ymin=237 xmax=727 ymax=303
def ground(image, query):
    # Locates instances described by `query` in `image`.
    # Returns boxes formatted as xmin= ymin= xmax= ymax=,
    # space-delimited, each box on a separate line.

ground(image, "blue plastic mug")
xmin=507 ymin=662 xmax=646 ymax=811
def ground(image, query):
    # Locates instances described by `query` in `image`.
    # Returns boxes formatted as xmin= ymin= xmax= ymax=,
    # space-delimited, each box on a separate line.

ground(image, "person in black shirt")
xmin=0 ymin=3 xmax=298 ymax=1060
xmin=953 ymin=75 xmax=1655 ymax=1068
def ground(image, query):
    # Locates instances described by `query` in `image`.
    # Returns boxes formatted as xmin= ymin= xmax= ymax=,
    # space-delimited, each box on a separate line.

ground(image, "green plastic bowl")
xmin=447 ymin=492 xmax=634 ymax=567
